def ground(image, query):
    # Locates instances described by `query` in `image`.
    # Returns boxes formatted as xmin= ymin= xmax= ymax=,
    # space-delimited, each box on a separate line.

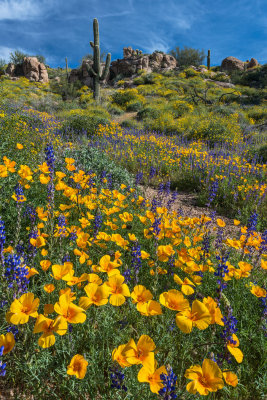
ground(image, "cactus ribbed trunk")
xmin=207 ymin=49 xmax=211 ymax=70
xmin=86 ymin=18 xmax=111 ymax=103
xmin=65 ymin=57 xmax=69 ymax=80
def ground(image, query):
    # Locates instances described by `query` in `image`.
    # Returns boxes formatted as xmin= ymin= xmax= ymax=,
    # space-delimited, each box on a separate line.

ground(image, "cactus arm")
xmin=85 ymin=63 xmax=97 ymax=77
xmin=94 ymin=44 xmax=101 ymax=75
xmin=100 ymin=53 xmax=111 ymax=80
xmin=93 ymin=18 xmax=99 ymax=46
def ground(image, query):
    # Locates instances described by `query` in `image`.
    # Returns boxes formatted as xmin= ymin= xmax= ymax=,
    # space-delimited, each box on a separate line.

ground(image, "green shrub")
xmin=112 ymin=89 xmax=141 ymax=107
xmin=247 ymin=106 xmax=267 ymax=122
xmin=169 ymin=46 xmax=205 ymax=68
xmin=107 ymin=103 xmax=124 ymax=115
xmin=67 ymin=146 xmax=134 ymax=188
xmin=137 ymin=105 xmax=163 ymax=120
xmin=61 ymin=111 xmax=110 ymax=136
xmin=125 ymin=99 xmax=144 ymax=112
xmin=120 ymin=118 xmax=141 ymax=129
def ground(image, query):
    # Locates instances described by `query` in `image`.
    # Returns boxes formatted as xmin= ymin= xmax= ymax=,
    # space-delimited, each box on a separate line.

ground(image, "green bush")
xmin=170 ymin=46 xmax=205 ymax=69
xmin=137 ymin=105 xmax=163 ymax=120
xmin=125 ymin=99 xmax=144 ymax=112
xmin=61 ymin=113 xmax=110 ymax=136
xmin=231 ymin=64 xmax=267 ymax=88
xmin=120 ymin=118 xmax=141 ymax=129
xmin=67 ymin=146 xmax=134 ymax=188
xmin=107 ymin=103 xmax=124 ymax=115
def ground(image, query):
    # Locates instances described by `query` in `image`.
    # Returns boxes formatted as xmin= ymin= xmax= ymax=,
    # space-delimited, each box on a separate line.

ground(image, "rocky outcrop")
xmin=5 ymin=57 xmax=49 ymax=83
xmin=221 ymin=56 xmax=245 ymax=72
xmin=69 ymin=48 xmax=178 ymax=86
xmin=109 ymin=47 xmax=178 ymax=79
xmin=247 ymin=58 xmax=258 ymax=69
xmin=69 ymin=59 xmax=109 ymax=88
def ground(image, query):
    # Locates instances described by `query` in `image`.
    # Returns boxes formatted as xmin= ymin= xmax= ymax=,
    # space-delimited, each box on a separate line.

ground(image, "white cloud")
xmin=0 ymin=45 xmax=28 ymax=61
xmin=0 ymin=0 xmax=50 ymax=20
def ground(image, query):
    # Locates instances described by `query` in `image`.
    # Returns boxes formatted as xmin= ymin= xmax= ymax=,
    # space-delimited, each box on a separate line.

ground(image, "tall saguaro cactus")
xmin=65 ymin=57 xmax=69 ymax=80
xmin=86 ymin=18 xmax=111 ymax=102
xmin=207 ymin=49 xmax=211 ymax=70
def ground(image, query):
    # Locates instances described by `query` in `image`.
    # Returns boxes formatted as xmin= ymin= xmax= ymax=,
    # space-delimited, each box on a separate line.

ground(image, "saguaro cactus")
xmin=207 ymin=49 xmax=211 ymax=70
xmin=86 ymin=18 xmax=111 ymax=102
xmin=65 ymin=57 xmax=69 ymax=80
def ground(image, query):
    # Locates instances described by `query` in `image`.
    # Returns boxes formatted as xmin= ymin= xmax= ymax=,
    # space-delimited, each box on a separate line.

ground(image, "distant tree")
xmin=35 ymin=55 xmax=46 ymax=64
xmin=9 ymin=50 xmax=28 ymax=65
xmin=0 ymin=59 xmax=6 ymax=75
xmin=170 ymin=46 xmax=205 ymax=68
xmin=9 ymin=50 xmax=46 ymax=65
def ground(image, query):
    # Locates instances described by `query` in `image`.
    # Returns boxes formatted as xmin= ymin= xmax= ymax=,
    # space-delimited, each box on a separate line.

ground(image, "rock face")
xmin=247 ymin=58 xmax=258 ymax=69
xmin=221 ymin=56 xmax=245 ymax=72
xmin=5 ymin=57 xmax=49 ymax=83
xmin=69 ymin=59 xmax=109 ymax=88
xmin=69 ymin=48 xmax=177 ymax=86
xmin=109 ymin=47 xmax=178 ymax=79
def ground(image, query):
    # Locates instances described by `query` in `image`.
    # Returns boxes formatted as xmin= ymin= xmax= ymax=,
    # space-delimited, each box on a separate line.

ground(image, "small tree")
xmin=35 ymin=55 xmax=46 ymax=64
xmin=170 ymin=46 xmax=205 ymax=69
xmin=9 ymin=50 xmax=28 ymax=65
xmin=0 ymin=59 xmax=6 ymax=75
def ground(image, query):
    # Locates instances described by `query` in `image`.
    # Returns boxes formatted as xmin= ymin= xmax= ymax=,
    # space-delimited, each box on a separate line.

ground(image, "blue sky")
xmin=0 ymin=0 xmax=266 ymax=68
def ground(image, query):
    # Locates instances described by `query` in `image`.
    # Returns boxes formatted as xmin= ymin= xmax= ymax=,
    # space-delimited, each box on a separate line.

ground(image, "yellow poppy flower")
xmin=112 ymin=344 xmax=132 ymax=368
xmin=40 ymin=260 xmax=51 ymax=271
xmin=44 ymin=284 xmax=55 ymax=293
xmin=203 ymin=297 xmax=224 ymax=326
xmin=138 ymin=362 xmax=167 ymax=394
xmin=136 ymin=300 xmax=162 ymax=316
xmin=175 ymin=300 xmax=211 ymax=333
xmin=250 ymin=285 xmax=266 ymax=298
xmin=6 ymin=293 xmax=39 ymax=325
xmin=103 ymin=274 xmax=130 ymax=306
xmin=79 ymin=283 xmax=110 ymax=309
xmin=185 ymin=359 xmax=224 ymax=395
xmin=33 ymin=314 xmax=67 ymax=348
xmin=123 ymin=335 xmax=156 ymax=370
xmin=173 ymin=274 xmax=195 ymax=295
xmin=67 ymin=354 xmax=88 ymax=379
xmin=217 ymin=219 xmax=225 ymax=228
xmin=157 ymin=245 xmax=175 ymax=262
xmin=54 ymin=294 xmax=86 ymax=324
xmin=131 ymin=285 xmax=153 ymax=305
xmin=223 ymin=371 xmax=238 ymax=387
xmin=159 ymin=289 xmax=189 ymax=312
xmin=227 ymin=334 xmax=243 ymax=363
xmin=51 ymin=262 xmax=74 ymax=280
xmin=0 ymin=332 xmax=15 ymax=354
xmin=16 ymin=143 xmax=23 ymax=149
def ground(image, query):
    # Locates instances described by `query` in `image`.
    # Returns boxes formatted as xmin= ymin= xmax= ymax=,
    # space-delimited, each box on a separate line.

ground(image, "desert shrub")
xmin=171 ymin=100 xmax=194 ymax=117
xmin=247 ymin=106 xmax=267 ymax=122
xmin=170 ymin=46 xmax=205 ymax=68
xmin=112 ymin=88 xmax=139 ymax=106
xmin=231 ymin=64 xmax=267 ymax=88
xmin=0 ymin=59 xmax=6 ymax=75
xmin=143 ymin=111 xmax=177 ymax=134
xmin=181 ymin=112 xmax=243 ymax=144
xmin=9 ymin=50 xmax=28 ymax=65
xmin=61 ymin=108 xmax=110 ymax=136
xmin=66 ymin=146 xmax=134 ymax=188
xmin=107 ymin=103 xmax=124 ymax=115
xmin=137 ymin=105 xmax=165 ymax=120
xmin=120 ymin=118 xmax=142 ymax=129
xmin=125 ymin=99 xmax=144 ymax=112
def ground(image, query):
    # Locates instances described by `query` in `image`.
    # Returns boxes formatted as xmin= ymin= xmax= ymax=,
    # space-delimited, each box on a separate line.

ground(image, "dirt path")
xmin=140 ymin=185 xmax=242 ymax=238
xmin=112 ymin=111 xmax=138 ymax=124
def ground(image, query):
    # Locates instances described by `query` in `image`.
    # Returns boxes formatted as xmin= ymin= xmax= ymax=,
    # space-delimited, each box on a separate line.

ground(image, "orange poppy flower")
xmin=67 ymin=354 xmax=88 ymax=379
xmin=185 ymin=359 xmax=224 ymax=395
xmin=103 ymin=274 xmax=130 ymax=306
xmin=0 ymin=332 xmax=15 ymax=354
xmin=6 ymin=293 xmax=39 ymax=325
xmin=175 ymin=300 xmax=211 ymax=333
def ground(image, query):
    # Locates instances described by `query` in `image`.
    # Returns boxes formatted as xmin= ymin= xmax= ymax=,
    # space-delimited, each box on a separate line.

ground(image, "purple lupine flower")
xmin=58 ymin=214 xmax=67 ymax=237
xmin=159 ymin=366 xmax=178 ymax=399
xmin=152 ymin=217 xmax=161 ymax=238
xmin=93 ymin=213 xmax=103 ymax=238
xmin=4 ymin=253 xmax=29 ymax=294
xmin=131 ymin=240 xmax=142 ymax=283
xmin=110 ymin=366 xmax=127 ymax=391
